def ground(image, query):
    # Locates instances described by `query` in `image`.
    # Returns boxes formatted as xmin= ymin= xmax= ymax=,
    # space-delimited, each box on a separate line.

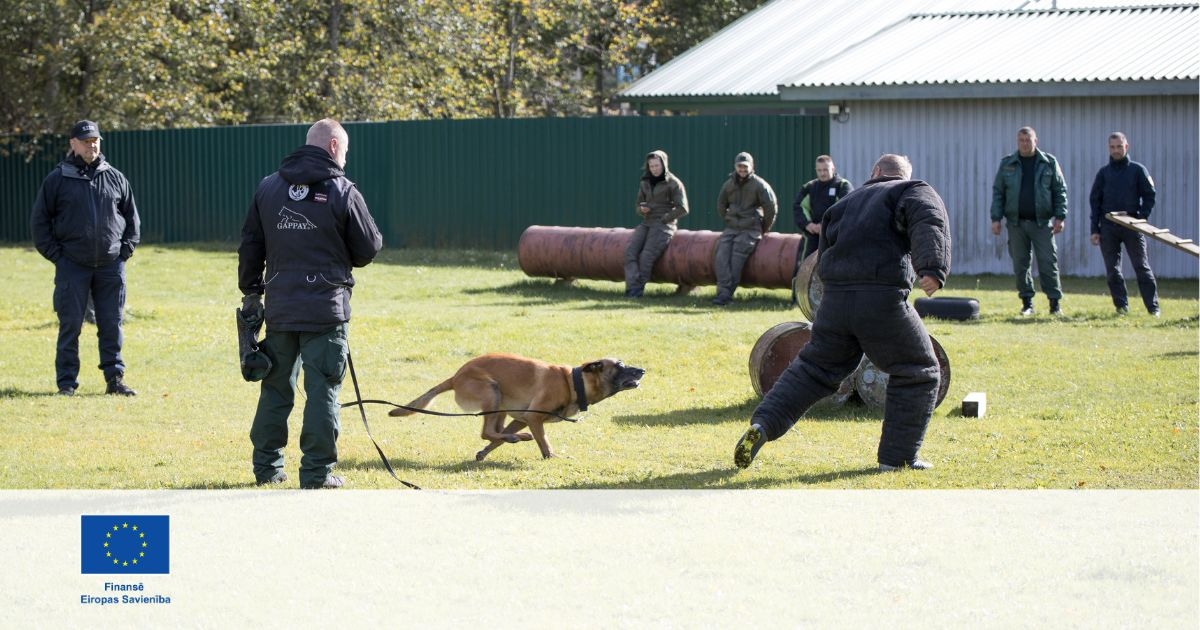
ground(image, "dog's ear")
xmin=584 ymin=360 xmax=605 ymax=373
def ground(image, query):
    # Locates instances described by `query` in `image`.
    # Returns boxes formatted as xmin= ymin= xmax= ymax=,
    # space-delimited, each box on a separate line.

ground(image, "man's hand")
xmin=1090 ymin=233 xmax=1100 ymax=246
xmin=991 ymin=221 xmax=1002 ymax=236
xmin=241 ymin=293 xmax=264 ymax=322
xmin=918 ymin=275 xmax=941 ymax=297
xmin=1052 ymin=217 xmax=1064 ymax=235
xmin=806 ymin=223 xmax=821 ymax=235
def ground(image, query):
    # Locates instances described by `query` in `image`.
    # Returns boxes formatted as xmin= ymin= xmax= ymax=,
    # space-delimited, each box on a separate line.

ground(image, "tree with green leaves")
xmin=0 ymin=0 xmax=757 ymax=154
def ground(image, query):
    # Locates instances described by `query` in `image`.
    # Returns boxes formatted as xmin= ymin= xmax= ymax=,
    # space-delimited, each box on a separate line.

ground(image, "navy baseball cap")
xmin=70 ymin=120 xmax=102 ymax=140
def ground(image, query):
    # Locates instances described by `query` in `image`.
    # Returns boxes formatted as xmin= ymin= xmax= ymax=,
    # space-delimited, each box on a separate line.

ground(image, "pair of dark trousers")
xmin=250 ymin=323 xmax=348 ymax=486
xmin=52 ymin=258 xmax=126 ymax=389
xmin=801 ymin=232 xmax=820 ymax=260
xmin=714 ymin=229 xmax=761 ymax=299
xmin=1006 ymin=220 xmax=1062 ymax=300
xmin=1099 ymin=223 xmax=1158 ymax=312
xmin=623 ymin=223 xmax=674 ymax=293
xmin=751 ymin=289 xmax=940 ymax=466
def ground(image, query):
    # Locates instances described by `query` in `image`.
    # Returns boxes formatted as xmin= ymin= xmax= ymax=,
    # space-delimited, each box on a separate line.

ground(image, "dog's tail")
xmin=388 ymin=378 xmax=453 ymax=416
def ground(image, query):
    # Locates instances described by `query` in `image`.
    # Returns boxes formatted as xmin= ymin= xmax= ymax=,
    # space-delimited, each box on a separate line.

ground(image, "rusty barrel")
xmin=518 ymin=226 xmax=804 ymax=289
xmin=854 ymin=334 xmax=952 ymax=410
xmin=793 ymin=251 xmax=823 ymax=321
xmin=748 ymin=321 xmax=858 ymax=407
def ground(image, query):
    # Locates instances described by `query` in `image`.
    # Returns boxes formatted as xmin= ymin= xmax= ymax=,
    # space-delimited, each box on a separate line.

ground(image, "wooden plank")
xmin=1105 ymin=212 xmax=1199 ymax=258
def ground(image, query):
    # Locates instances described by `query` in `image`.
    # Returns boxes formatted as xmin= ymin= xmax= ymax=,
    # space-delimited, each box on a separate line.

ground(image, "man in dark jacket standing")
xmin=793 ymin=154 xmax=853 ymax=260
xmin=733 ymin=154 xmax=950 ymax=472
xmin=990 ymin=126 xmax=1068 ymax=316
xmin=713 ymin=151 xmax=777 ymax=306
xmin=1089 ymin=132 xmax=1159 ymax=316
xmin=238 ymin=119 xmax=383 ymax=489
xmin=31 ymin=120 xmax=140 ymax=397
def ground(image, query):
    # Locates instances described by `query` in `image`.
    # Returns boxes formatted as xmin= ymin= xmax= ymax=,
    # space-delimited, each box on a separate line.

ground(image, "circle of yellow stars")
xmin=101 ymin=521 xmax=150 ymax=568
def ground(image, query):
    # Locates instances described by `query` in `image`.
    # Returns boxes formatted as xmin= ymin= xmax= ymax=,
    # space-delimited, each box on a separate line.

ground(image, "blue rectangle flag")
xmin=81 ymin=515 xmax=170 ymax=575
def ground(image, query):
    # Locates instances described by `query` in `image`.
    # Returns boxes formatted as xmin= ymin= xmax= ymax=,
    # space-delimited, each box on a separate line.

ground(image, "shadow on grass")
xmin=0 ymin=387 xmax=75 ymax=398
xmin=1154 ymin=349 xmax=1199 ymax=359
xmin=336 ymin=454 xmax=884 ymax=489
xmin=179 ymin=480 xmax=260 ymax=489
xmin=338 ymin=453 xmax=526 ymax=476
xmin=610 ymin=399 xmax=877 ymax=427
xmin=467 ymin=279 xmax=797 ymax=312
xmin=555 ymin=465 xmax=883 ymax=489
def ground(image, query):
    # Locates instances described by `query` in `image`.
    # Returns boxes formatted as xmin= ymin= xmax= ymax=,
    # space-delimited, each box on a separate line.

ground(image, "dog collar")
xmin=570 ymin=367 xmax=589 ymax=412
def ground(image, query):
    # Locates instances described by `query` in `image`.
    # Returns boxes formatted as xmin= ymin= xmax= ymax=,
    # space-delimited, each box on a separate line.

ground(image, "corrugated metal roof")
xmin=620 ymin=0 xmax=1199 ymax=100
xmin=784 ymin=4 xmax=1199 ymax=88
xmin=621 ymin=0 xmax=1018 ymax=98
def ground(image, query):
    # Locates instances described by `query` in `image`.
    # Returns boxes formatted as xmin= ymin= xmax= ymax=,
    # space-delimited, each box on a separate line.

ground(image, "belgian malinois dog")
xmin=390 ymin=353 xmax=645 ymax=461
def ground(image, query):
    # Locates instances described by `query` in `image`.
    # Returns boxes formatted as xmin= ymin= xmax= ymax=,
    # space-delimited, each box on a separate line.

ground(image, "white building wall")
xmin=830 ymin=96 xmax=1199 ymax=278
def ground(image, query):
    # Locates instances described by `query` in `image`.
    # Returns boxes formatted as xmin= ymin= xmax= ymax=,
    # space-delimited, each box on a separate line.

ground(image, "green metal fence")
xmin=2 ymin=115 xmax=828 ymax=250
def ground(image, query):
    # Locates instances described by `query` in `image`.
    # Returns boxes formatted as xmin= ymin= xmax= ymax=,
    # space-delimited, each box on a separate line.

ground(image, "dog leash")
xmin=343 ymin=399 xmax=579 ymax=423
xmin=346 ymin=351 xmax=421 ymax=490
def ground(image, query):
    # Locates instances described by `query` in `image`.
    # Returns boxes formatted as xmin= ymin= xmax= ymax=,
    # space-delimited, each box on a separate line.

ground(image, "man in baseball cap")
xmin=31 ymin=119 xmax=140 ymax=396
xmin=713 ymin=151 xmax=778 ymax=305
xmin=70 ymin=120 xmax=103 ymax=140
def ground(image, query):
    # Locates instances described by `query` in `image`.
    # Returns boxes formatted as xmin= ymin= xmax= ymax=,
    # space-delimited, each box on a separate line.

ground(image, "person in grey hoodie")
xmin=713 ymin=152 xmax=777 ymax=305
xmin=238 ymin=118 xmax=383 ymax=489
xmin=733 ymin=154 xmax=950 ymax=472
xmin=624 ymin=150 xmax=689 ymax=297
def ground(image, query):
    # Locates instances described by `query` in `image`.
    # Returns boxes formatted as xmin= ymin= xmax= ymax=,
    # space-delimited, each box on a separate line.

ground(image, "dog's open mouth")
xmin=617 ymin=369 xmax=646 ymax=390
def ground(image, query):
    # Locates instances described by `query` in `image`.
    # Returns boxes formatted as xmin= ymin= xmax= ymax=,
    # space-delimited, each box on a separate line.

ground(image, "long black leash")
xmin=343 ymin=399 xmax=579 ymax=423
xmin=346 ymin=351 xmax=421 ymax=490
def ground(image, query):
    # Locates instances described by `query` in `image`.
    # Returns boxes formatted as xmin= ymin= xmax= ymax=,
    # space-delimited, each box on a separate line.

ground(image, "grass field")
xmin=0 ymin=244 xmax=1196 ymax=489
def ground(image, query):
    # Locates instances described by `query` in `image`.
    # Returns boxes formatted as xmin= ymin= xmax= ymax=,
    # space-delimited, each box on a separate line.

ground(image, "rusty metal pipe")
xmin=517 ymin=226 xmax=804 ymax=289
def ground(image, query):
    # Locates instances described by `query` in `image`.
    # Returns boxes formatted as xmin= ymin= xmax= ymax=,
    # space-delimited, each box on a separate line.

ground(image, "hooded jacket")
xmin=990 ymin=148 xmax=1068 ymax=227
xmin=238 ymin=145 xmax=383 ymax=332
xmin=636 ymin=150 xmax=689 ymax=227
xmin=31 ymin=153 xmax=140 ymax=267
xmin=818 ymin=176 xmax=950 ymax=290
xmin=1089 ymin=155 xmax=1156 ymax=233
xmin=717 ymin=155 xmax=777 ymax=232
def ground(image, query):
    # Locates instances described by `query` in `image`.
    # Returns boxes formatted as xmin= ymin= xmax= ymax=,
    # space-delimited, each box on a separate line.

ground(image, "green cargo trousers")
xmin=250 ymin=323 xmax=348 ymax=486
xmin=1006 ymin=220 xmax=1063 ymax=300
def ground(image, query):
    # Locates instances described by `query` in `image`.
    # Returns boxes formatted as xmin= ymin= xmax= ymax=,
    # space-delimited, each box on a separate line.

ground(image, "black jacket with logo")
xmin=792 ymin=175 xmax=853 ymax=230
xmin=31 ymin=153 xmax=140 ymax=267
xmin=238 ymin=145 xmax=383 ymax=332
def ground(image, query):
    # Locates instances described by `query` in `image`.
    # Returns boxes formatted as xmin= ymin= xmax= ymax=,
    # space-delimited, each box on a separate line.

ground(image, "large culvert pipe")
xmin=517 ymin=226 xmax=804 ymax=289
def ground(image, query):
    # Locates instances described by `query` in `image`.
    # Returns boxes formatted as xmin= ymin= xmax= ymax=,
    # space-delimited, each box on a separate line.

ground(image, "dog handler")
xmin=238 ymin=118 xmax=383 ymax=489
xmin=733 ymin=154 xmax=950 ymax=471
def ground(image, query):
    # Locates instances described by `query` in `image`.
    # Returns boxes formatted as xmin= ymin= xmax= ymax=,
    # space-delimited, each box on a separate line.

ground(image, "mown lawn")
xmin=0 ymin=244 xmax=1195 ymax=489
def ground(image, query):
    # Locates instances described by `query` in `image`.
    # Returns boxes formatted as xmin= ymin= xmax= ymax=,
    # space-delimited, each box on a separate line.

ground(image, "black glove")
xmin=241 ymin=294 xmax=264 ymax=324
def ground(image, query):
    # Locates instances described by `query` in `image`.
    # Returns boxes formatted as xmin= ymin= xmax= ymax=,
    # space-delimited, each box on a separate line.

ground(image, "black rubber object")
xmin=914 ymin=297 xmax=980 ymax=321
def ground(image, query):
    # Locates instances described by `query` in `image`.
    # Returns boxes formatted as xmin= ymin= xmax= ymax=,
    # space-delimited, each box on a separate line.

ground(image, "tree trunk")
xmin=323 ymin=0 xmax=343 ymax=102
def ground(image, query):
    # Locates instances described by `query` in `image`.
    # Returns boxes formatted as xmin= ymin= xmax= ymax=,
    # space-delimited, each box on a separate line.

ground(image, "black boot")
xmin=1020 ymin=298 xmax=1034 ymax=316
xmin=105 ymin=376 xmax=137 ymax=396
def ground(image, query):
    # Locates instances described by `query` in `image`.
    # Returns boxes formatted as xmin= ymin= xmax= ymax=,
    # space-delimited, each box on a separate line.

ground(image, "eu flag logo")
xmin=81 ymin=515 xmax=170 ymax=575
